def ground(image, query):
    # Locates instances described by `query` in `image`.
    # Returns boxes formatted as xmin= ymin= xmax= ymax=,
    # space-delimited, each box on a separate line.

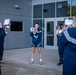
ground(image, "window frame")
xmin=10 ymin=21 xmax=24 ymax=32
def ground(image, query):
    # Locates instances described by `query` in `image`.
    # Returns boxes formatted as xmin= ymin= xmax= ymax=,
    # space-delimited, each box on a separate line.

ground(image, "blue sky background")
xmin=72 ymin=0 xmax=76 ymax=5
xmin=68 ymin=0 xmax=76 ymax=6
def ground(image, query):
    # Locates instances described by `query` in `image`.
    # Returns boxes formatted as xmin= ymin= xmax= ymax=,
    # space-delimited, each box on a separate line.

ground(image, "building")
xmin=0 ymin=0 xmax=32 ymax=49
xmin=0 ymin=0 xmax=75 ymax=50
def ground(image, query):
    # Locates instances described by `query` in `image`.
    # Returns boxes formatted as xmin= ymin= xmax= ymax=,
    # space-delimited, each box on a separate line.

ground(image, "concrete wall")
xmin=0 ymin=0 xmax=32 ymax=49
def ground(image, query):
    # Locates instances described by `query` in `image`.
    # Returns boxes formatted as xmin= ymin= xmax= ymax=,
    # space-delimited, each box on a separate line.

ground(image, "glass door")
xmin=44 ymin=18 xmax=65 ymax=49
xmin=44 ymin=18 xmax=55 ymax=49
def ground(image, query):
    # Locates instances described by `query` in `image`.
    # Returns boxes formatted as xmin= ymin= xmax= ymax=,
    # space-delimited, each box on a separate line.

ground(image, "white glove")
xmin=5 ymin=31 xmax=8 ymax=34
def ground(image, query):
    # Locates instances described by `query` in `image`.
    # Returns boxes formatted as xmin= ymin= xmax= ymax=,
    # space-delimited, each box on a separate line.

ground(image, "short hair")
xmin=35 ymin=23 xmax=39 ymax=25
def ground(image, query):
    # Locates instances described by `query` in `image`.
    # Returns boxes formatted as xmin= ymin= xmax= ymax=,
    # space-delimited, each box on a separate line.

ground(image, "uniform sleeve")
xmin=37 ymin=30 xmax=42 ymax=38
xmin=30 ymin=32 xmax=33 ymax=37
xmin=56 ymin=30 xmax=59 ymax=36
xmin=0 ymin=29 xmax=6 ymax=38
xmin=59 ymin=33 xmax=69 ymax=46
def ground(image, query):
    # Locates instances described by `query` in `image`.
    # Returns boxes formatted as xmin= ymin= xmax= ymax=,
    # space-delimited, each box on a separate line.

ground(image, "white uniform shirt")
xmin=56 ymin=29 xmax=63 ymax=36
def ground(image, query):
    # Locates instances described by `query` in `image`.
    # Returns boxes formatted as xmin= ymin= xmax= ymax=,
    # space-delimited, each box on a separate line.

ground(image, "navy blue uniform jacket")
xmin=0 ymin=28 xmax=6 ymax=47
xmin=59 ymin=27 xmax=76 ymax=59
xmin=30 ymin=28 xmax=42 ymax=43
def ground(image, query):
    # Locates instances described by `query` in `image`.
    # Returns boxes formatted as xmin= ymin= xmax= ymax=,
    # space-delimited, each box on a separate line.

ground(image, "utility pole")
xmin=70 ymin=0 xmax=72 ymax=18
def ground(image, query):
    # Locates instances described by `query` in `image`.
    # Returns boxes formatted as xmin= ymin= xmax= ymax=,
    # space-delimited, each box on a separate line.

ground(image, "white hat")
xmin=64 ymin=18 xmax=73 ymax=26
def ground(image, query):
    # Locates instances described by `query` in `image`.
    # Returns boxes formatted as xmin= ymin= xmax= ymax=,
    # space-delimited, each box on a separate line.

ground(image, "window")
xmin=71 ymin=0 xmax=76 ymax=16
xmin=33 ymin=5 xmax=42 ymax=18
xmin=43 ymin=3 xmax=55 ymax=18
xmin=10 ymin=21 xmax=23 ymax=31
xmin=67 ymin=0 xmax=76 ymax=16
xmin=56 ymin=1 xmax=67 ymax=17
xmin=46 ymin=21 xmax=54 ymax=45
xmin=47 ymin=22 xmax=54 ymax=34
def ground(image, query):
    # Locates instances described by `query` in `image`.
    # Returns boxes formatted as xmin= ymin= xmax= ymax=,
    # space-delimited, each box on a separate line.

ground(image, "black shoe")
xmin=57 ymin=62 xmax=63 ymax=66
xmin=0 ymin=64 xmax=3 ymax=67
xmin=0 ymin=61 xmax=4 ymax=64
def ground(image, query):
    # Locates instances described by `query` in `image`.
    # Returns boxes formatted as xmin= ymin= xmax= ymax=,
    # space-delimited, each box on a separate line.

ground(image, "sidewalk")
xmin=1 ymin=48 xmax=62 ymax=75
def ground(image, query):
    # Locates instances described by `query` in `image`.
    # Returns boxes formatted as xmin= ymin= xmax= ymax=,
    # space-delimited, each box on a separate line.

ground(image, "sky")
xmin=68 ymin=0 xmax=76 ymax=6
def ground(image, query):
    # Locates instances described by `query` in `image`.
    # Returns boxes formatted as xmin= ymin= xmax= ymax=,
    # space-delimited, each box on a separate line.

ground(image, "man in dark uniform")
xmin=56 ymin=25 xmax=64 ymax=66
xmin=0 ymin=23 xmax=6 ymax=64
xmin=59 ymin=19 xmax=76 ymax=75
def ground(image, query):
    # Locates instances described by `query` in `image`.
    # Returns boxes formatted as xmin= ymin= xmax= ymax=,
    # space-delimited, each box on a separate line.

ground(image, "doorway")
xmin=44 ymin=18 xmax=64 ymax=49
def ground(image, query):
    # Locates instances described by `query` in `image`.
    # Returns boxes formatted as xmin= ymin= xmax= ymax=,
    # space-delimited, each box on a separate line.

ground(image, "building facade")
xmin=0 ymin=0 xmax=75 ymax=50
xmin=0 ymin=0 xmax=32 ymax=49
xmin=32 ymin=0 xmax=76 ymax=49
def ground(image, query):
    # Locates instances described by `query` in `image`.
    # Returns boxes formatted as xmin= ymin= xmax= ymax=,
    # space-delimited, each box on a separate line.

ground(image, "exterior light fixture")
xmin=15 ymin=5 xmax=20 ymax=9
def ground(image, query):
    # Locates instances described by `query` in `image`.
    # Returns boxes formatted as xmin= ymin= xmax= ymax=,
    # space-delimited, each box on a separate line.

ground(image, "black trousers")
xmin=0 ymin=67 xmax=1 ymax=75
xmin=0 ymin=46 xmax=4 ymax=61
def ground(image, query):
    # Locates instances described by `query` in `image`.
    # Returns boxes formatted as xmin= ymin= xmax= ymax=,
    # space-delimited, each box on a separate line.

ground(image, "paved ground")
xmin=0 ymin=48 xmax=62 ymax=75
